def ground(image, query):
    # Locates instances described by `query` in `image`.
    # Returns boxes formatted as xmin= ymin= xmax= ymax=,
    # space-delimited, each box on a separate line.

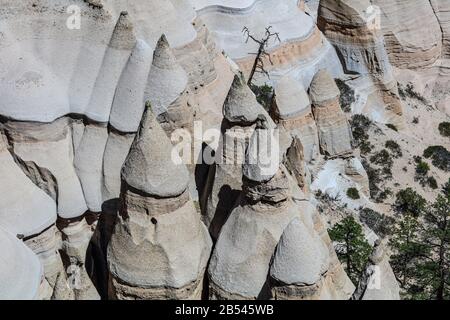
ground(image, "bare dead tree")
xmin=242 ymin=26 xmax=281 ymax=86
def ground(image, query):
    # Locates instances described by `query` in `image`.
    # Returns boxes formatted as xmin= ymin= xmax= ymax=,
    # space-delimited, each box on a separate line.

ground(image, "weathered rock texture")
xmin=353 ymin=240 xmax=400 ymax=300
xmin=373 ymin=0 xmax=442 ymax=69
xmin=200 ymin=73 xmax=272 ymax=239
xmin=208 ymin=129 xmax=354 ymax=300
xmin=271 ymin=76 xmax=320 ymax=163
xmin=318 ymin=0 xmax=403 ymax=125
xmin=144 ymin=35 xmax=193 ymax=134
xmin=193 ymin=0 xmax=343 ymax=85
xmin=107 ymin=107 xmax=212 ymax=299
xmin=0 ymin=227 xmax=44 ymax=300
xmin=0 ymin=0 xmax=412 ymax=301
xmin=309 ymin=70 xmax=353 ymax=157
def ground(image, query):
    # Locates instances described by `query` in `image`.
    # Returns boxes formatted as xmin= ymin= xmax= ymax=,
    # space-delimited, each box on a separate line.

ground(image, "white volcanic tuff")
xmin=144 ymin=35 xmax=189 ymax=117
xmin=243 ymin=129 xmax=281 ymax=183
xmin=208 ymin=133 xmax=290 ymax=299
xmin=61 ymin=219 xmax=100 ymax=300
xmin=274 ymin=76 xmax=311 ymax=119
xmin=373 ymin=0 xmax=442 ymax=69
xmin=223 ymin=73 xmax=269 ymax=124
xmin=201 ymin=73 xmax=272 ymax=238
xmin=170 ymin=0 xmax=197 ymax=23
xmin=108 ymin=200 xmax=212 ymax=291
xmin=0 ymin=138 xmax=57 ymax=237
xmin=86 ymin=12 xmax=136 ymax=122
xmin=121 ymin=107 xmax=189 ymax=198
xmin=0 ymin=0 xmax=197 ymax=123
xmin=108 ymin=104 xmax=212 ymax=298
xmin=102 ymin=131 xmax=135 ymax=204
xmin=0 ymin=227 xmax=43 ymax=300
xmin=191 ymin=0 xmax=258 ymax=10
xmin=354 ymin=241 xmax=401 ymax=300
xmin=10 ymin=123 xmax=88 ymax=220
xmin=272 ymin=76 xmax=320 ymax=162
xmin=318 ymin=0 xmax=394 ymax=76
xmin=0 ymin=0 xmax=114 ymax=122
xmin=196 ymin=0 xmax=315 ymax=60
xmin=109 ymin=0 xmax=197 ymax=48
xmin=309 ymin=70 xmax=353 ymax=157
xmin=73 ymin=124 xmax=109 ymax=213
xmin=309 ymin=69 xmax=341 ymax=105
xmin=109 ymin=39 xmax=153 ymax=133
xmin=270 ymin=218 xmax=329 ymax=286
xmin=208 ymin=201 xmax=298 ymax=298
xmin=318 ymin=0 xmax=403 ymax=126
xmin=430 ymin=0 xmax=450 ymax=58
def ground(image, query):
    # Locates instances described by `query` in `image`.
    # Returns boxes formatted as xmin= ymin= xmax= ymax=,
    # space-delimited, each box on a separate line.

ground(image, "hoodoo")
xmin=309 ymin=70 xmax=353 ymax=157
xmin=200 ymin=73 xmax=273 ymax=239
xmin=107 ymin=106 xmax=211 ymax=299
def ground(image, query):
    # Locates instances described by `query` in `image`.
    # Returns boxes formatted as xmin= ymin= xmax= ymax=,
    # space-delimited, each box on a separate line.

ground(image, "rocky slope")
xmin=0 ymin=0 xmax=448 ymax=300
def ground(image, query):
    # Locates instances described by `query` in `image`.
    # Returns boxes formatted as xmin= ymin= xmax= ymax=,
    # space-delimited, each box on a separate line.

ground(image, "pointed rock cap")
xmin=0 ymin=227 xmax=42 ymax=299
xmin=243 ymin=128 xmax=281 ymax=183
xmin=309 ymin=69 xmax=340 ymax=105
xmin=121 ymin=103 xmax=189 ymax=198
xmin=274 ymin=76 xmax=311 ymax=119
xmin=144 ymin=34 xmax=188 ymax=116
xmin=110 ymin=39 xmax=153 ymax=132
xmin=270 ymin=218 xmax=330 ymax=286
xmin=223 ymin=73 xmax=268 ymax=124
xmin=109 ymin=11 xmax=136 ymax=50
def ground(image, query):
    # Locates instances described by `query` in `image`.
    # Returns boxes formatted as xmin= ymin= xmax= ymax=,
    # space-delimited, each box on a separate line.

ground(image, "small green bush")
xmin=251 ymin=83 xmax=274 ymax=111
xmin=362 ymin=160 xmax=392 ymax=203
xmin=398 ymin=83 xmax=428 ymax=104
xmin=360 ymin=208 xmax=395 ymax=238
xmin=438 ymin=122 xmax=450 ymax=137
xmin=370 ymin=149 xmax=393 ymax=167
xmin=386 ymin=123 xmax=398 ymax=132
xmin=385 ymin=140 xmax=403 ymax=158
xmin=395 ymin=188 xmax=427 ymax=217
xmin=423 ymin=146 xmax=450 ymax=172
xmin=335 ymin=79 xmax=355 ymax=113
xmin=351 ymin=115 xmax=372 ymax=147
xmin=415 ymin=161 xmax=430 ymax=177
xmin=427 ymin=176 xmax=438 ymax=190
xmin=442 ymin=178 xmax=450 ymax=197
xmin=347 ymin=188 xmax=361 ymax=200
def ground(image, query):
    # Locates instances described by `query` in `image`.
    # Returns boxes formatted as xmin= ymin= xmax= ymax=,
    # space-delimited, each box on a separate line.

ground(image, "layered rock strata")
xmin=309 ymin=70 xmax=353 ymax=157
xmin=318 ymin=0 xmax=403 ymax=125
xmin=271 ymin=75 xmax=320 ymax=163
xmin=193 ymin=0 xmax=343 ymax=85
xmin=107 ymin=107 xmax=212 ymax=299
xmin=208 ymin=129 xmax=354 ymax=299
xmin=200 ymin=73 xmax=273 ymax=239
xmin=0 ymin=132 xmax=74 ymax=298
xmin=430 ymin=0 xmax=450 ymax=59
xmin=373 ymin=0 xmax=442 ymax=69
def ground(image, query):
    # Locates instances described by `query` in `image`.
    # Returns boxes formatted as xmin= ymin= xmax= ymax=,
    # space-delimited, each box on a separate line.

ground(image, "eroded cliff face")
xmin=1 ymin=0 xmax=448 ymax=300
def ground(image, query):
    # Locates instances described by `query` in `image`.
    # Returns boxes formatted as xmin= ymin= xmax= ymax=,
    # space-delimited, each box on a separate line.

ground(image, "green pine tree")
xmin=389 ymin=213 xmax=428 ymax=299
xmin=391 ymin=188 xmax=450 ymax=300
xmin=418 ymin=194 xmax=450 ymax=300
xmin=329 ymin=216 xmax=372 ymax=284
